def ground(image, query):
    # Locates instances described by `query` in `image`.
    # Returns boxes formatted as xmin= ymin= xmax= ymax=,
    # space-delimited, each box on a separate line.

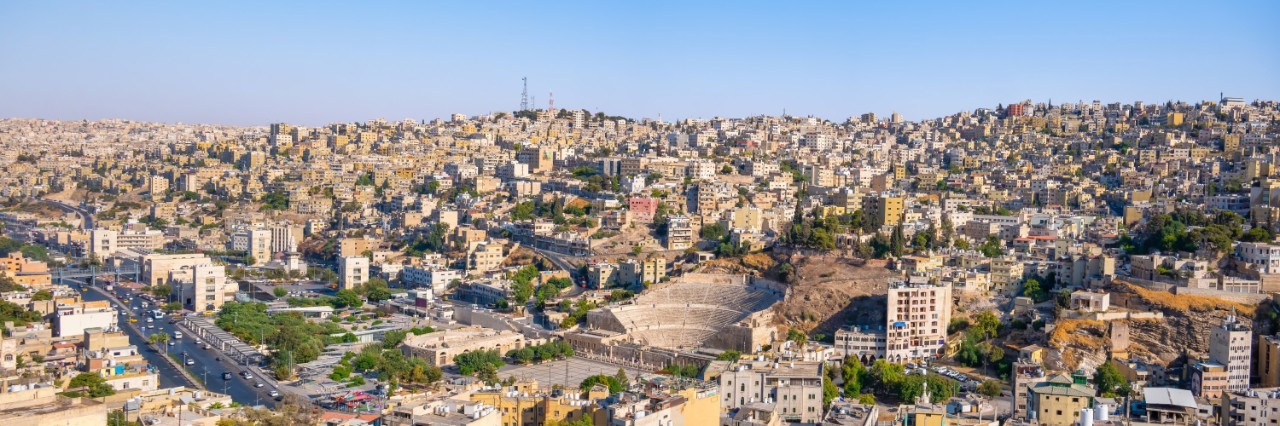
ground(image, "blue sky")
xmin=1 ymin=1 xmax=1277 ymax=125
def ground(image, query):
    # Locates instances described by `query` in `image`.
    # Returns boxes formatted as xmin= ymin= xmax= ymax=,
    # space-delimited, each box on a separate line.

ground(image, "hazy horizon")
xmin=2 ymin=1 xmax=1277 ymax=126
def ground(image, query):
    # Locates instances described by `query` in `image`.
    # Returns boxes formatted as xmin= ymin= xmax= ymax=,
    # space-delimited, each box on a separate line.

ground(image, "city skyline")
xmin=1 ymin=1 xmax=1278 ymax=125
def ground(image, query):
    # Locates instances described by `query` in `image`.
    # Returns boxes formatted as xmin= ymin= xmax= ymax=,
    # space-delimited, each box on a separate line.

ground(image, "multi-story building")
xmin=400 ymin=265 xmax=460 ymax=294
xmin=1026 ymin=373 xmax=1095 ymax=426
xmin=1221 ymin=387 xmax=1280 ymax=425
xmin=600 ymin=385 xmax=721 ymax=426
xmin=89 ymin=228 xmax=163 ymax=258
xmin=618 ymin=258 xmax=665 ymax=288
xmin=666 ymin=215 xmax=694 ymax=250
xmin=862 ymin=193 xmax=904 ymax=228
xmin=1210 ymin=315 xmax=1252 ymax=391
xmin=468 ymin=379 xmax=603 ymax=426
xmin=990 ymin=255 xmax=1025 ymax=295
xmin=717 ymin=359 xmax=825 ymax=424
xmin=1258 ymin=334 xmax=1280 ymax=387
xmin=1236 ymin=242 xmax=1280 ymax=273
xmin=339 ymin=237 xmax=378 ymax=258
xmin=230 ymin=227 xmax=272 ymax=266
xmin=170 ymin=262 xmax=235 ymax=313
xmin=587 ymin=263 xmax=617 ymax=289
xmin=1190 ymin=362 xmax=1230 ymax=399
xmin=138 ymin=253 xmax=213 ymax=286
xmin=466 ymin=241 xmax=504 ymax=275
xmin=338 ymin=256 xmax=369 ymax=290
xmin=884 ymin=281 xmax=952 ymax=362
xmin=54 ymin=301 xmax=117 ymax=337
xmin=629 ymin=197 xmax=660 ymax=223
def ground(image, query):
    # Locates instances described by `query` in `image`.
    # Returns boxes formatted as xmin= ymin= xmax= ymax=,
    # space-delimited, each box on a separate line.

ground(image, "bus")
xmin=151 ymin=310 xmax=165 ymax=320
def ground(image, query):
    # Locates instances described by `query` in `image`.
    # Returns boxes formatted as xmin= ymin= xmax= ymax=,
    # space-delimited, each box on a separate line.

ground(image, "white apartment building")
xmin=54 ymin=301 xmax=117 ymax=337
xmin=401 ymin=266 xmax=460 ymax=294
xmin=339 ymin=256 xmax=369 ymax=290
xmin=89 ymin=228 xmax=164 ymax=258
xmin=1236 ymin=242 xmax=1280 ymax=273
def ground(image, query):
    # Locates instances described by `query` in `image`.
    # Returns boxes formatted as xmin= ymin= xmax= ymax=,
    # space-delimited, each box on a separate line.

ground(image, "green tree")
xmin=67 ymin=372 xmax=116 ymax=397
xmin=333 ymin=289 xmax=363 ymax=308
xmin=978 ymin=235 xmax=1004 ymax=257
xmin=454 ymin=350 xmax=504 ymax=376
xmin=31 ymin=289 xmax=52 ymax=301
xmin=1094 ymin=362 xmax=1130 ymax=397
xmin=716 ymin=350 xmax=742 ymax=362
xmin=273 ymin=287 xmax=288 ymax=298
xmin=822 ymin=376 xmax=839 ymax=408
xmin=151 ymin=284 xmax=173 ymax=300
xmin=978 ymin=380 xmax=1002 ymax=398
xmin=580 ymin=374 xmax=625 ymax=393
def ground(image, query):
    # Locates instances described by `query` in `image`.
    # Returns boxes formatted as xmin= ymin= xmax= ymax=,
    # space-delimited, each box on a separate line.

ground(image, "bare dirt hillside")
xmin=769 ymin=254 xmax=896 ymax=335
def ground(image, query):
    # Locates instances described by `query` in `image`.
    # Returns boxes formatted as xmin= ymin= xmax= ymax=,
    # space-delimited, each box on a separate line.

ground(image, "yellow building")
xmin=1027 ymin=373 xmax=1095 ymax=426
xmin=862 ymin=194 xmax=904 ymax=228
xmin=469 ymin=379 xmax=604 ymax=426
xmin=1167 ymin=112 xmax=1185 ymax=126
xmin=0 ymin=252 xmax=51 ymax=287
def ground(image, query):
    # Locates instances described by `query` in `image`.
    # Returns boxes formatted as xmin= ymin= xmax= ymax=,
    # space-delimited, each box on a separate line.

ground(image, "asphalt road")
xmin=41 ymin=198 xmax=93 ymax=229
xmin=74 ymin=282 xmax=191 ymax=389
xmin=82 ymin=282 xmax=280 ymax=408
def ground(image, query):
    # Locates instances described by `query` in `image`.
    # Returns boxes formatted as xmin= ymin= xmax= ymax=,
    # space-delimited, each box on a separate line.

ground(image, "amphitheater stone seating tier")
xmin=583 ymin=276 xmax=782 ymax=350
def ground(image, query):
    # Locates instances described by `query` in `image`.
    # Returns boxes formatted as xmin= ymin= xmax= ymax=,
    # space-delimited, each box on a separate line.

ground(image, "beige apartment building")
xmin=884 ymin=281 xmax=953 ymax=362
xmin=89 ymin=228 xmax=164 ymax=258
xmin=1210 ymin=315 xmax=1252 ymax=391
xmin=666 ymin=215 xmax=694 ymax=250
xmin=717 ymin=360 xmax=825 ymax=424
xmin=618 ymin=258 xmax=665 ymax=287
xmin=339 ymin=256 xmax=369 ymax=289
xmin=466 ymin=241 xmax=504 ymax=275
xmin=171 ymin=262 xmax=236 ymax=313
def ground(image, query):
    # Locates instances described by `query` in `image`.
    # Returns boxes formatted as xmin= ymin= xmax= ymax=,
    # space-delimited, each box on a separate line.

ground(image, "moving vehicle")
xmin=186 ymin=359 xmax=195 ymax=365
xmin=128 ymin=317 xmax=138 ymax=323
xmin=146 ymin=317 xmax=153 ymax=323
xmin=242 ymin=371 xmax=253 ymax=379
xmin=254 ymin=382 xmax=264 ymax=388
xmin=168 ymin=341 xmax=175 ymax=346
xmin=174 ymin=331 xmax=183 ymax=339
xmin=268 ymin=390 xmax=280 ymax=398
xmin=223 ymin=372 xmax=232 ymax=380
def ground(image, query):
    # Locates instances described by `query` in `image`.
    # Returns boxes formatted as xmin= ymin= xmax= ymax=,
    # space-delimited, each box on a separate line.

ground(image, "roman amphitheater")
xmin=564 ymin=274 xmax=785 ymax=369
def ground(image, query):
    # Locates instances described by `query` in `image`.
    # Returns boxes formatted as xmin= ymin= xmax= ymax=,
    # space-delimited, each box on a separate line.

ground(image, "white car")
xmin=186 ymin=359 xmax=195 ymax=365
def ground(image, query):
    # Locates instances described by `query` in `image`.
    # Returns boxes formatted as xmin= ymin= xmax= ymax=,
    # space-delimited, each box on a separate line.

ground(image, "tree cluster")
xmin=505 ymin=340 xmax=574 ymax=364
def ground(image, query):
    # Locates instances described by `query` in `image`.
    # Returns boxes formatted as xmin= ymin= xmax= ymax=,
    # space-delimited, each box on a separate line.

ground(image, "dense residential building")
xmin=716 ymin=360 xmax=825 ymax=424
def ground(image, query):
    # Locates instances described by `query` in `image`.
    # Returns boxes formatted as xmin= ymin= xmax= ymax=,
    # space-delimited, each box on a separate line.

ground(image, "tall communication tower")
xmin=520 ymin=77 xmax=529 ymax=111
xmin=549 ymin=91 xmax=556 ymax=116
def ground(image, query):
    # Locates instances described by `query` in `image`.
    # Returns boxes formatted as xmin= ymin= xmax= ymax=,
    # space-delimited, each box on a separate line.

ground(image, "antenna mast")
xmin=520 ymin=77 xmax=529 ymax=111
xmin=549 ymin=91 xmax=556 ymax=116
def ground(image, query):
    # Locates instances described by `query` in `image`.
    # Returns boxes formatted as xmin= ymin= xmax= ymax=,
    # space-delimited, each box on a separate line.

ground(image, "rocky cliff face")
xmin=1045 ymin=281 xmax=1272 ymax=372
